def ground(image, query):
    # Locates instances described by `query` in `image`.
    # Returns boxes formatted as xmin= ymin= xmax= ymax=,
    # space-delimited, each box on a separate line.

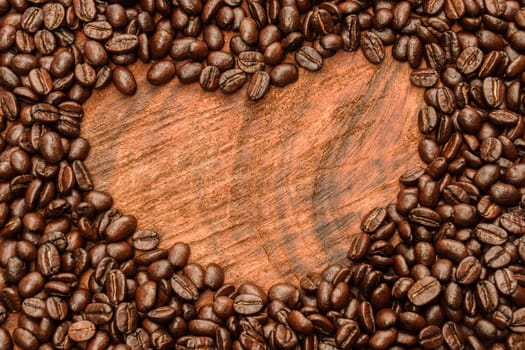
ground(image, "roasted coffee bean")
xmin=237 ymin=51 xmax=264 ymax=73
xmin=171 ymin=274 xmax=199 ymax=301
xmin=67 ymin=320 xmax=96 ymax=342
xmin=219 ymin=69 xmax=247 ymax=93
xmin=199 ymin=65 xmax=221 ymax=92
xmin=295 ymin=46 xmax=323 ymax=71
xmin=37 ymin=243 xmax=60 ymax=276
xmin=408 ymin=276 xmax=441 ymax=306
xmin=456 ymin=256 xmax=482 ymax=285
xmin=131 ymin=230 xmax=160 ymax=251
xmin=13 ymin=328 xmax=38 ymax=350
xmin=177 ymin=62 xmax=203 ymax=84
xmin=270 ymin=63 xmax=298 ymax=87
xmin=475 ymin=280 xmax=499 ymax=313
xmin=115 ymin=302 xmax=138 ymax=334
xmin=112 ymin=66 xmax=137 ymax=95
xmin=147 ymin=61 xmax=176 ymax=86
xmin=410 ymin=68 xmax=439 ymax=87
xmin=247 ymin=70 xmax=270 ymax=100
xmin=85 ymin=302 xmax=113 ymax=325
xmin=494 ymin=268 xmax=518 ymax=295
xmin=207 ymin=52 xmax=235 ymax=71
xmin=360 ymin=31 xmax=385 ymax=64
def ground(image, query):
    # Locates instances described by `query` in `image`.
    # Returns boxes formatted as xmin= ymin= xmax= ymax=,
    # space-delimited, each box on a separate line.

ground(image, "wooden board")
xmin=82 ymin=49 xmax=424 ymax=291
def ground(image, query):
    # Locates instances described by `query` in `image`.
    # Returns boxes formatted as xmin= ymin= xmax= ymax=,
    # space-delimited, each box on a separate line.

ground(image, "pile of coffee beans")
xmin=2 ymin=0 xmax=525 ymax=348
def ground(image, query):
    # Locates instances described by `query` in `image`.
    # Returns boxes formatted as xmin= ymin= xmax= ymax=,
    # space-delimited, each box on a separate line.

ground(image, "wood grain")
xmin=82 ymin=50 xmax=423 ymax=290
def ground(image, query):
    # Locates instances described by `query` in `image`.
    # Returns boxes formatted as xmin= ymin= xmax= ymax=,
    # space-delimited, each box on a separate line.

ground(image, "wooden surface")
xmin=83 ymin=50 xmax=423 ymax=290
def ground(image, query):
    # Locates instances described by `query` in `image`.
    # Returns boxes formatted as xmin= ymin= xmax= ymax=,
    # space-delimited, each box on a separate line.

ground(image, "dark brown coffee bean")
xmin=130 ymin=230 xmax=159 ymax=251
xmin=171 ymin=274 xmax=199 ymax=301
xmin=177 ymin=62 xmax=203 ymax=84
xmin=112 ymin=66 xmax=137 ymax=95
xmin=147 ymin=61 xmax=176 ymax=85
xmin=198 ymin=65 xmax=220 ymax=92
xmin=270 ymin=63 xmax=298 ymax=87
xmin=410 ymin=68 xmax=439 ymax=87
xmin=247 ymin=70 xmax=270 ymax=100
xmin=85 ymin=302 xmax=113 ymax=325
xmin=295 ymin=46 xmax=323 ymax=71
xmin=13 ymin=328 xmax=38 ymax=350
xmin=408 ymin=276 xmax=441 ymax=306
xmin=237 ymin=51 xmax=264 ymax=74
xmin=207 ymin=51 xmax=234 ymax=71
xmin=29 ymin=68 xmax=52 ymax=95
xmin=360 ymin=31 xmax=385 ymax=64
xmin=115 ymin=302 xmax=138 ymax=334
xmin=456 ymin=47 xmax=483 ymax=74
xmin=500 ymin=212 xmax=525 ymax=235
xmin=105 ymin=269 xmax=126 ymax=304
xmin=73 ymin=0 xmax=96 ymax=21
xmin=474 ymin=223 xmax=507 ymax=245
xmin=37 ymin=243 xmax=60 ymax=276
xmin=105 ymin=34 xmax=138 ymax=54
xmin=22 ymin=297 xmax=47 ymax=318
xmin=219 ymin=68 xmax=247 ymax=93
xmin=484 ymin=245 xmax=512 ymax=268
xmin=67 ymin=320 xmax=96 ymax=342
xmin=240 ymin=17 xmax=258 ymax=45
xmin=494 ymin=268 xmax=518 ymax=295
xmin=418 ymin=325 xmax=443 ymax=349
xmin=475 ymin=280 xmax=499 ymax=313
xmin=408 ymin=207 xmax=441 ymax=228
xmin=456 ymin=256 xmax=482 ymax=285
xmin=83 ymin=21 xmax=113 ymax=40
xmin=46 ymin=296 xmax=68 ymax=320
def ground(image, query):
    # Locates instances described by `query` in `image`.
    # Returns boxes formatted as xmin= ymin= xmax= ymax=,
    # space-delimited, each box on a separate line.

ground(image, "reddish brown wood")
xmin=79 ymin=50 xmax=424 ymax=290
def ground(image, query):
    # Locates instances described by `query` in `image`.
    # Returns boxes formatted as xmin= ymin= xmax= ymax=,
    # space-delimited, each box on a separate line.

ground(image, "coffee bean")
xmin=177 ymin=62 xmax=203 ymax=84
xmin=270 ymin=63 xmax=298 ymax=87
xmin=500 ymin=212 xmax=525 ymax=235
xmin=13 ymin=328 xmax=38 ymax=350
xmin=494 ymin=268 xmax=518 ymax=295
xmin=37 ymin=243 xmax=61 ymax=276
xmin=105 ymin=215 xmax=137 ymax=242
xmin=115 ymin=302 xmax=139 ymax=334
xmin=334 ymin=321 xmax=360 ymax=349
xmin=247 ymin=70 xmax=270 ymax=100
xmin=360 ymin=31 xmax=385 ymax=64
xmin=22 ymin=297 xmax=47 ymax=318
xmin=418 ymin=325 xmax=443 ymax=349
xmin=474 ymin=223 xmax=507 ymax=245
xmin=112 ymin=66 xmax=137 ymax=95
xmin=295 ymin=46 xmax=323 ymax=71
xmin=171 ymin=273 xmax=199 ymax=301
xmin=29 ymin=68 xmax=52 ymax=95
xmin=347 ymin=232 xmax=371 ymax=261
xmin=408 ymin=207 xmax=441 ymax=228
xmin=147 ymin=61 xmax=176 ymax=86
xmin=207 ymin=51 xmax=235 ymax=71
xmin=475 ymin=280 xmax=499 ymax=313
xmin=85 ymin=302 xmax=113 ymax=325
xmin=68 ymin=320 xmax=96 ymax=342
xmin=219 ymin=68 xmax=247 ymax=93
xmin=410 ymin=68 xmax=439 ymax=87
xmin=408 ymin=276 xmax=441 ymax=306
xmin=0 ymin=328 xmax=11 ymax=350
xmin=455 ymin=256 xmax=482 ymax=285
xmin=84 ymin=21 xmax=113 ymax=40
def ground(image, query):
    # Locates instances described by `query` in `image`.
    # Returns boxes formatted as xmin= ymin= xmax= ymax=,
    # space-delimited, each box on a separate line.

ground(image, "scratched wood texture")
xmin=81 ymin=50 xmax=423 ymax=291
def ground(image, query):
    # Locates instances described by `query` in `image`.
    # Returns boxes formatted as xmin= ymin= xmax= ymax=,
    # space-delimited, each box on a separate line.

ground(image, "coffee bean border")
xmin=0 ymin=0 xmax=525 ymax=349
